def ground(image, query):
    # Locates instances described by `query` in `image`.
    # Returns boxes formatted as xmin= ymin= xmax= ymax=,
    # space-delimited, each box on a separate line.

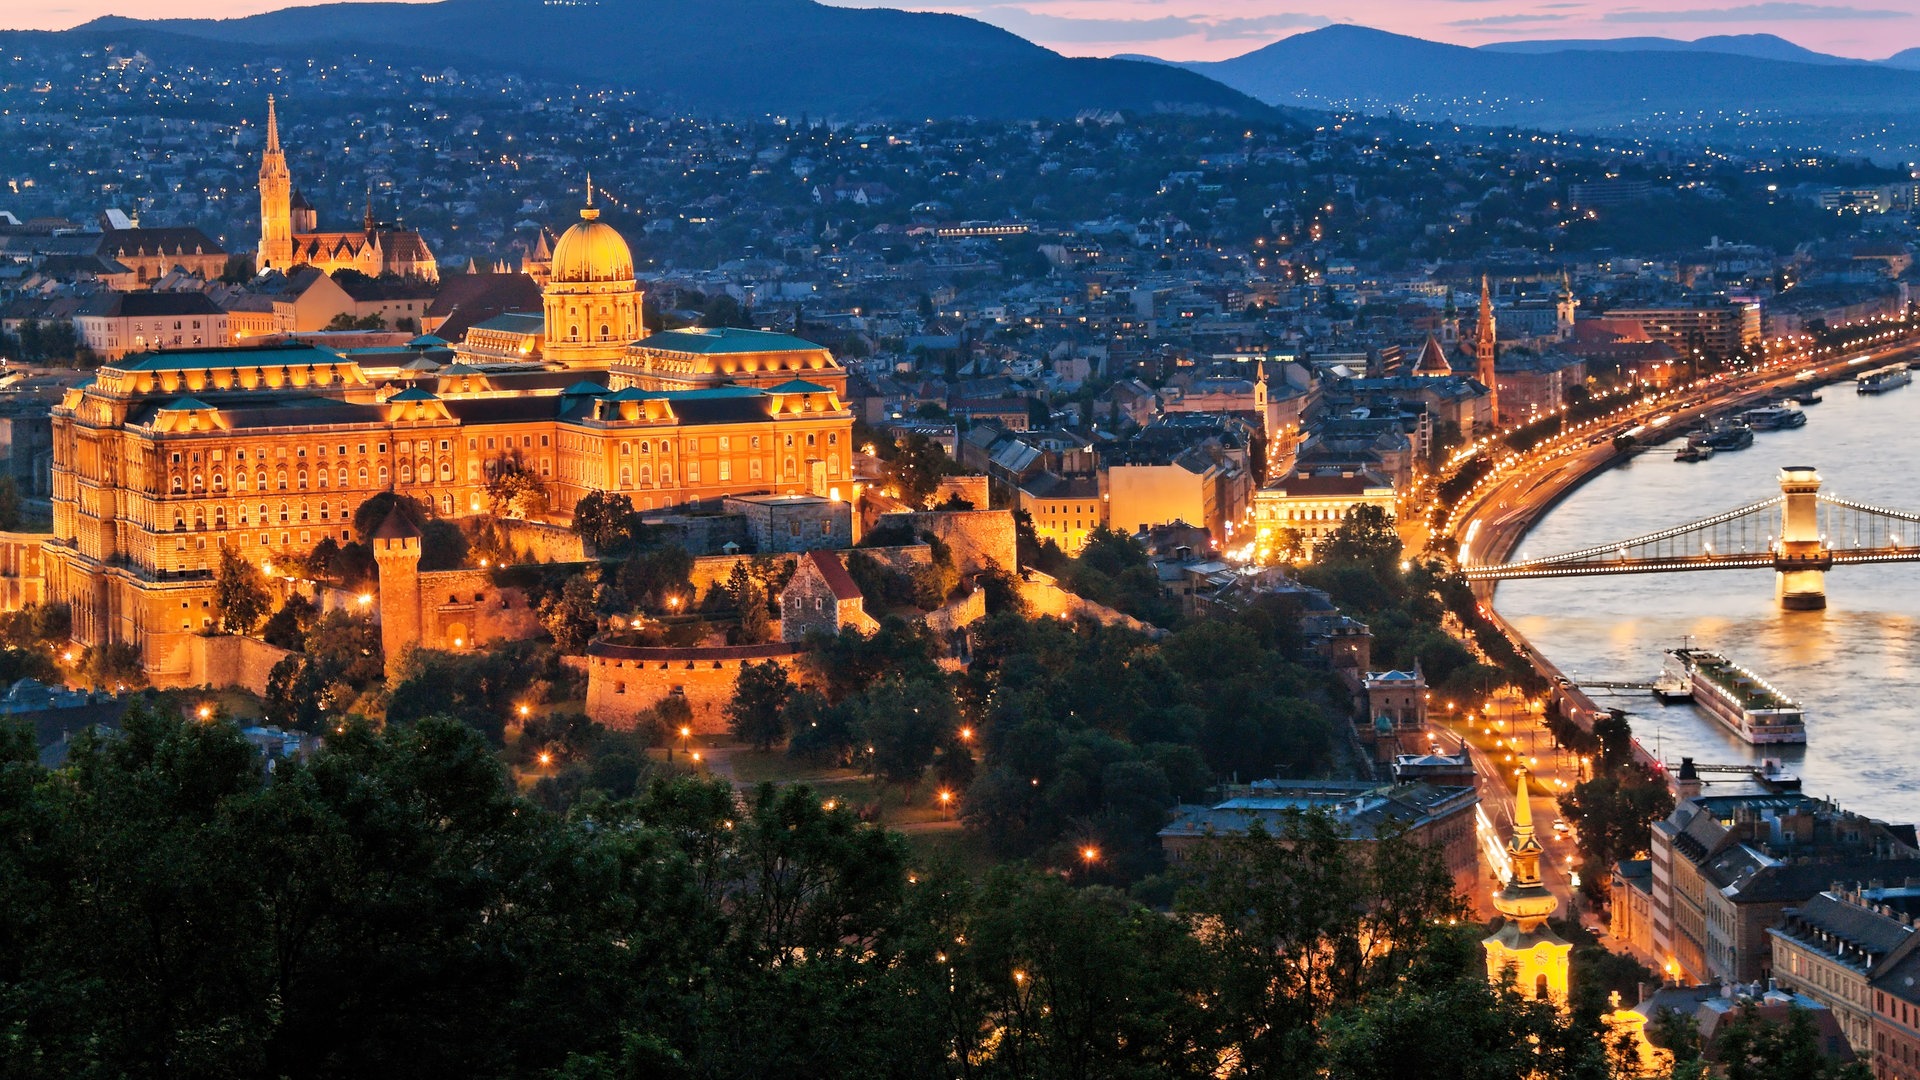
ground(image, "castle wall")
xmin=876 ymin=509 xmax=1017 ymax=575
xmin=415 ymin=568 xmax=540 ymax=650
xmin=182 ymin=633 xmax=297 ymax=696
xmin=685 ymin=544 xmax=930 ymax=598
xmin=1017 ymin=570 xmax=1159 ymax=635
xmin=490 ymin=519 xmax=586 ymax=563
xmin=584 ymin=640 xmax=809 ymax=734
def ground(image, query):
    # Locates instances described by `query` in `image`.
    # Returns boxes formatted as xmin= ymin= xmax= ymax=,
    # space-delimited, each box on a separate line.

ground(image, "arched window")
xmin=214 ymin=507 xmax=226 ymax=527
xmin=276 ymin=470 xmax=287 ymax=491
xmin=439 ymin=461 xmax=452 ymax=481
xmin=784 ymin=456 xmax=797 ymax=478
xmin=338 ymin=467 xmax=349 ymax=487
xmin=600 ymin=323 xmax=609 ymax=338
xmin=620 ymin=466 xmax=631 ymax=486
xmin=358 ymin=467 xmax=369 ymax=485
xmin=212 ymin=472 xmax=225 ymax=491
xmin=569 ymin=324 xmax=579 ymax=341
xmin=191 ymin=473 xmax=204 ymax=492
xmin=441 ymin=493 xmax=454 ymax=514
xmin=279 ymin=503 xmax=290 ymax=523
xmin=170 ymin=476 xmax=184 ymax=494
xmin=400 ymin=464 xmax=412 ymax=483
xmin=256 ymin=470 xmax=267 ymax=490
xmin=378 ymin=466 xmax=389 ymax=485
xmin=828 ymin=453 xmax=841 ymax=477
xmin=318 ymin=468 xmax=328 ymax=489
xmin=296 ymin=468 xmax=307 ymax=489
xmin=638 ymin=465 xmax=651 ymax=486
xmin=1534 ymin=975 xmax=1549 ymax=1000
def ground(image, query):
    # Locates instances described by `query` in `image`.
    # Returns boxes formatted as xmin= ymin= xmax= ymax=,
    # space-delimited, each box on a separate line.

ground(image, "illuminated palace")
xmin=257 ymin=96 xmax=439 ymax=281
xmin=46 ymin=175 xmax=854 ymax=681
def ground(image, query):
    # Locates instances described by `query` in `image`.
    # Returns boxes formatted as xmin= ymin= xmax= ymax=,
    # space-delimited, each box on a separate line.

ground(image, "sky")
xmin=5 ymin=0 xmax=1920 ymax=62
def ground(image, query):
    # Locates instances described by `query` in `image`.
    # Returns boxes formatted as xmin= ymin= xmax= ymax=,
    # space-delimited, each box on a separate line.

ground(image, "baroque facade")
xmin=47 ymin=183 xmax=855 ymax=679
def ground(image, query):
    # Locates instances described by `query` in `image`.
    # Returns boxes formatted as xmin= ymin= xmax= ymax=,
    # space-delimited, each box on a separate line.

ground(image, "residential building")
xmin=73 ymin=291 xmax=228 ymax=361
xmin=1770 ymin=883 xmax=1920 ymax=1055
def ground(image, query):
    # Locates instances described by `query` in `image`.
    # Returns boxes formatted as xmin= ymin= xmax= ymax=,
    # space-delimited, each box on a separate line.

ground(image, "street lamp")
xmin=938 ymin=789 xmax=953 ymax=820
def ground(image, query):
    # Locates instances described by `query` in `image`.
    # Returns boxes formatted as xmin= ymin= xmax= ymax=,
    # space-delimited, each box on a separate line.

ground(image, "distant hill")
xmin=1886 ymin=48 xmax=1920 ymax=71
xmin=1184 ymin=25 xmax=1920 ymax=134
xmin=36 ymin=0 xmax=1268 ymax=121
xmin=1480 ymin=33 xmax=1872 ymax=66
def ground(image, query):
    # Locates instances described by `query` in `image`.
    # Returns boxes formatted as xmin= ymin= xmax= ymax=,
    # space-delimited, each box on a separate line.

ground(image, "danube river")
xmin=1496 ymin=379 xmax=1920 ymax=824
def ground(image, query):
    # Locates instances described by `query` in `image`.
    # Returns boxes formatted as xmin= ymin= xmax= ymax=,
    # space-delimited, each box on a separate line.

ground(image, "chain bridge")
xmin=1460 ymin=467 xmax=1920 ymax=609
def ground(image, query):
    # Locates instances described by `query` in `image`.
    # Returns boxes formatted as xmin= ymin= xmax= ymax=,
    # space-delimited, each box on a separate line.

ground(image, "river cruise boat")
xmin=1702 ymin=419 xmax=1754 ymax=451
xmin=1790 ymin=389 xmax=1822 ymax=406
xmin=1661 ymin=648 xmax=1806 ymax=745
xmin=1856 ymin=365 xmax=1912 ymax=394
xmin=1743 ymin=405 xmax=1806 ymax=431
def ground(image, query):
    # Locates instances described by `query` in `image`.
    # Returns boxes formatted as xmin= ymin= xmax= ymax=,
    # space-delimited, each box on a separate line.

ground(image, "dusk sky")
xmin=5 ymin=0 xmax=1919 ymax=61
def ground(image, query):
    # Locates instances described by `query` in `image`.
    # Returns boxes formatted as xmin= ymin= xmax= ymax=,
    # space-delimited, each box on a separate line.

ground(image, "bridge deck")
xmin=1464 ymin=546 xmax=1920 ymax=581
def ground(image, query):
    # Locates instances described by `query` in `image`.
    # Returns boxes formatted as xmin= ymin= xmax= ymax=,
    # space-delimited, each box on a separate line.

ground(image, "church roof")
xmin=632 ymin=326 xmax=828 ymax=356
xmin=1412 ymin=333 xmax=1453 ymax=376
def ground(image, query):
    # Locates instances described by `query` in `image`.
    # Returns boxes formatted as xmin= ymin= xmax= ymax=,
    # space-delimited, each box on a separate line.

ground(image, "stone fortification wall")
xmin=179 ymin=634 xmax=297 ymax=695
xmin=922 ymin=587 xmax=986 ymax=637
xmin=490 ymin=519 xmax=587 ymax=563
xmin=686 ymin=545 xmax=930 ymax=598
xmin=415 ymin=568 xmax=540 ymax=651
xmin=877 ymin=509 xmax=1017 ymax=575
xmin=1017 ymin=570 xmax=1160 ymax=636
xmin=585 ymin=639 xmax=809 ymax=734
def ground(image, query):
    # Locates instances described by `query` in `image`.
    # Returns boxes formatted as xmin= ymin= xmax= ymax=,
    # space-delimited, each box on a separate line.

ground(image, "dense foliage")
xmin=0 ymin=705 xmax=1645 ymax=1080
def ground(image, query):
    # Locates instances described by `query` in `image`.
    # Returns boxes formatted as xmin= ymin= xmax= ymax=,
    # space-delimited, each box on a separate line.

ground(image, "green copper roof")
xmin=469 ymin=312 xmax=545 ymax=334
xmin=387 ymin=387 xmax=439 ymax=402
xmin=562 ymin=381 xmax=611 ymax=396
xmin=631 ymin=326 xmax=827 ymax=355
xmin=408 ymin=333 xmax=451 ymax=347
xmin=158 ymin=396 xmax=214 ymax=412
xmin=768 ymin=379 xmax=833 ymax=394
xmin=113 ymin=342 xmax=344 ymax=372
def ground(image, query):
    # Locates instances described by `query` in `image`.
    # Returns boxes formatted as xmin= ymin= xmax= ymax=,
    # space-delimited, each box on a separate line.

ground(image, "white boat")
xmin=1663 ymin=647 xmax=1806 ymax=745
xmin=1856 ymin=365 xmax=1912 ymax=394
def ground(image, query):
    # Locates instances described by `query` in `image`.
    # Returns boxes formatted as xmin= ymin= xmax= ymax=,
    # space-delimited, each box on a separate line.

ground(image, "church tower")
xmin=1556 ymin=271 xmax=1577 ymax=340
xmin=1441 ymin=289 xmax=1460 ymax=345
xmin=258 ymin=95 xmax=294 ymax=272
xmin=1483 ymin=768 xmax=1571 ymax=1004
xmin=1477 ymin=275 xmax=1499 ymax=425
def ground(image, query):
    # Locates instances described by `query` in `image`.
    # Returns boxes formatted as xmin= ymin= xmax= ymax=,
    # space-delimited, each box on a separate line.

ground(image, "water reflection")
xmin=1496 ymin=385 xmax=1920 ymax=822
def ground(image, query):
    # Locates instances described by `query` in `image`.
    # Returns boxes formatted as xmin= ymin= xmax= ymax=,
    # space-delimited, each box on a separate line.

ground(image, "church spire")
xmin=1477 ymin=274 xmax=1499 ymax=427
xmin=1483 ymin=766 xmax=1571 ymax=1004
xmin=364 ymin=186 xmax=375 ymax=233
xmin=258 ymin=95 xmax=293 ymax=272
xmin=266 ymin=94 xmax=281 ymax=153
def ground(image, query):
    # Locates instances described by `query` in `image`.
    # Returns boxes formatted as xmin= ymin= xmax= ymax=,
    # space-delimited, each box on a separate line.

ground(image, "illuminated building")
xmin=1483 ymin=767 xmax=1571 ymax=1004
xmin=256 ymin=96 xmax=439 ymax=282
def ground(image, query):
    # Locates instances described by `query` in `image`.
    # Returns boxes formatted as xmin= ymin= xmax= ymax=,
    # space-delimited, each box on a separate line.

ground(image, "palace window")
xmin=750 ymin=460 xmax=762 ymax=480
xmin=718 ymin=461 xmax=730 ymax=482
xmin=620 ymin=466 xmax=632 ymax=486
xmin=358 ymin=468 xmax=369 ymax=485
xmin=378 ymin=466 xmax=389 ymax=484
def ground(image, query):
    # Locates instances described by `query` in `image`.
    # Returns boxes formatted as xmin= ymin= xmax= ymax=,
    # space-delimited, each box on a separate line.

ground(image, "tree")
xmin=540 ymin=572 xmax=603 ymax=654
xmin=1712 ymin=1003 xmax=1873 ymax=1080
xmin=486 ymin=456 xmax=549 ymax=519
xmin=736 ymin=579 xmax=772 ymax=645
xmin=323 ymin=312 xmax=387 ymax=331
xmin=0 ymin=476 xmax=23 ymax=531
xmin=214 ymin=547 xmax=273 ymax=634
xmin=78 ymin=641 xmax=144 ymax=690
xmin=572 ymin=491 xmax=638 ymax=553
xmin=1558 ymin=768 xmax=1674 ymax=898
xmin=886 ymin=432 xmax=957 ymax=508
xmin=856 ymin=676 xmax=955 ymax=786
xmin=1318 ymin=503 xmax=1403 ymax=570
xmin=726 ymin=660 xmax=794 ymax=751
xmin=259 ymin=594 xmax=317 ymax=650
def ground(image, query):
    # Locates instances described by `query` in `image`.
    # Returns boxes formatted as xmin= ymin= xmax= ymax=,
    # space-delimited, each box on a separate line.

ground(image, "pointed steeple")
xmin=1483 ymin=766 xmax=1571 ymax=1004
xmin=266 ymin=93 xmax=282 ymax=152
xmin=1477 ymin=274 xmax=1499 ymax=426
xmin=364 ymin=186 xmax=376 ymax=233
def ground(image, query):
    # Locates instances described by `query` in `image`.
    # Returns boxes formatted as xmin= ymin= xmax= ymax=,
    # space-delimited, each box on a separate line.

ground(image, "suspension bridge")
xmin=1460 ymin=466 xmax=1920 ymax=609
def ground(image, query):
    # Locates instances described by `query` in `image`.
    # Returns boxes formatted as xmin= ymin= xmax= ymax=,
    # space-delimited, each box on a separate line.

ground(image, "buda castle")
xmin=40 ymin=101 xmax=855 ymax=681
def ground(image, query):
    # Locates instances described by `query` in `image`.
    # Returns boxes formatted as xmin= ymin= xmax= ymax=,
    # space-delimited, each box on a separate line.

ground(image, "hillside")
xmin=1185 ymin=25 xmax=1920 ymax=143
xmin=50 ymin=0 xmax=1267 ymax=121
xmin=1479 ymin=33 xmax=1868 ymax=66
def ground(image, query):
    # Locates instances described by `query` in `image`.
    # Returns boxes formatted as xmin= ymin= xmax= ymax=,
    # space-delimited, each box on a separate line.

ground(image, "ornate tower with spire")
xmin=1483 ymin=767 xmax=1571 ymax=1004
xmin=1442 ymin=289 xmax=1460 ymax=344
xmin=1477 ymin=275 xmax=1499 ymax=426
xmin=1556 ymin=271 xmax=1577 ymax=339
xmin=258 ymin=95 xmax=294 ymax=272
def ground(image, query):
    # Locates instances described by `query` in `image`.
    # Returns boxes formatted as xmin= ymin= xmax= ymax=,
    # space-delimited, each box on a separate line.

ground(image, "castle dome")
xmin=550 ymin=199 xmax=632 ymax=285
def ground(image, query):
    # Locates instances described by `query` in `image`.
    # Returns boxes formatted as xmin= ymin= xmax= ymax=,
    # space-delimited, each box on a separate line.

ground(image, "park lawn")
xmin=900 ymin=828 xmax=998 ymax=881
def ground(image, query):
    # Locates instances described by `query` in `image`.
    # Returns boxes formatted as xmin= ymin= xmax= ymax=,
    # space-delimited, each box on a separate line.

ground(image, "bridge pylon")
xmin=1775 ymin=466 xmax=1830 ymax=610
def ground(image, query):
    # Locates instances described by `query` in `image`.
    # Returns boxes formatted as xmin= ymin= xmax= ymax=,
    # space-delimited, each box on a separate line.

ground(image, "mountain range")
xmin=1178 ymin=25 xmax=1920 ymax=140
xmin=10 ymin=0 xmax=1269 ymax=121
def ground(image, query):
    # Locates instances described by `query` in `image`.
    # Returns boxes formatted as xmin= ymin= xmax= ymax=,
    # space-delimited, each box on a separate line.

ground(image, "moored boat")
xmin=1663 ymin=647 xmax=1806 ymax=745
xmin=1857 ymin=365 xmax=1912 ymax=394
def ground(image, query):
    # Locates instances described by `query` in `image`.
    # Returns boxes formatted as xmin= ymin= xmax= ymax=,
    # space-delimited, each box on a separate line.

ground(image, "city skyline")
xmin=4 ymin=0 xmax=1919 ymax=62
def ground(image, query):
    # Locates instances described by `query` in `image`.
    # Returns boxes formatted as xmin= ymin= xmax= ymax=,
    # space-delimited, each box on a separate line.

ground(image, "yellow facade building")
xmin=1483 ymin=768 xmax=1572 ymax=1004
xmin=47 ymin=185 xmax=853 ymax=680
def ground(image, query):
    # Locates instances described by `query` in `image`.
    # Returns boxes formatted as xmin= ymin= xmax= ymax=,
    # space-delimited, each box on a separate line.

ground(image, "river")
xmin=1494 ymin=379 xmax=1920 ymax=824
